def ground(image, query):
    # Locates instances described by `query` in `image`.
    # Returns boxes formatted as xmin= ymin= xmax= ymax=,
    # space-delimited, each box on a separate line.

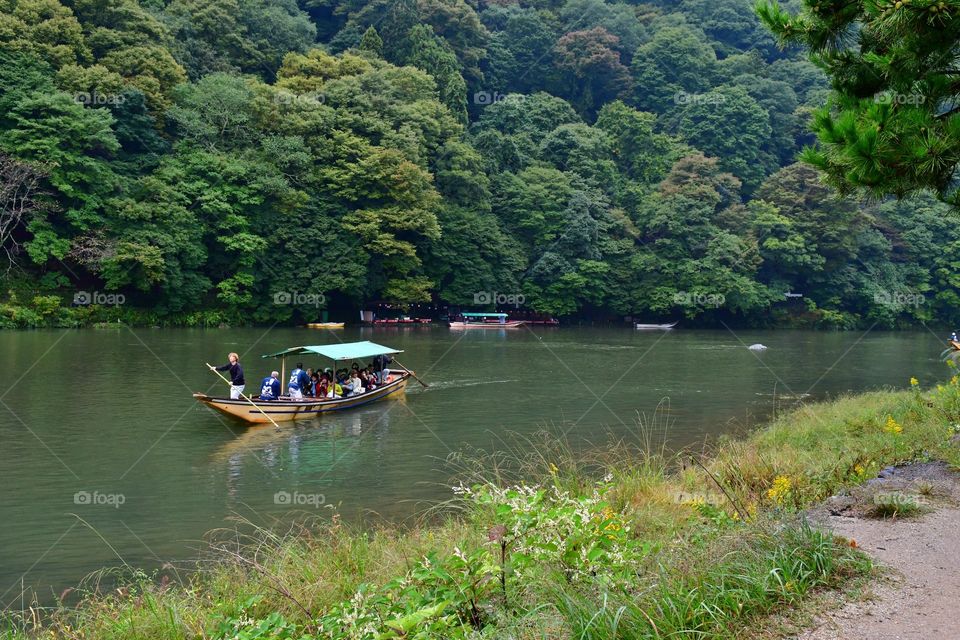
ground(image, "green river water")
xmin=0 ymin=326 xmax=950 ymax=606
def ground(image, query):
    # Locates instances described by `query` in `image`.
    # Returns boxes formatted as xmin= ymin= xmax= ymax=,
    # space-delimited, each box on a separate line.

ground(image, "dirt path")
xmin=793 ymin=462 xmax=960 ymax=639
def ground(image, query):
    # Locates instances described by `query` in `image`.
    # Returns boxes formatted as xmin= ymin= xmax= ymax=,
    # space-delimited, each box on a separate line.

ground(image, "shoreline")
xmin=4 ymin=381 xmax=959 ymax=639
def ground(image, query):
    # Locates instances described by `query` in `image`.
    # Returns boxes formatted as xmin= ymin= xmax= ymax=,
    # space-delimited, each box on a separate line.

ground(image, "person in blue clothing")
xmin=259 ymin=371 xmax=281 ymax=401
xmin=288 ymin=362 xmax=310 ymax=400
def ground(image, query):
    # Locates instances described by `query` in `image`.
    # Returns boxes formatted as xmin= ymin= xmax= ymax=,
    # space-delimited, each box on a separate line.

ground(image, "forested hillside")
xmin=0 ymin=0 xmax=956 ymax=328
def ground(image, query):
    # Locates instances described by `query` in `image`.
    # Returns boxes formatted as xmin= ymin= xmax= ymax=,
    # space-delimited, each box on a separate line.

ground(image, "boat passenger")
xmin=328 ymin=376 xmax=343 ymax=399
xmin=309 ymin=372 xmax=321 ymax=397
xmin=210 ymin=353 xmax=245 ymax=399
xmin=288 ymin=362 xmax=310 ymax=400
xmin=361 ymin=368 xmax=376 ymax=390
xmin=349 ymin=371 xmax=365 ymax=396
xmin=317 ymin=373 xmax=329 ymax=399
xmin=259 ymin=371 xmax=281 ymax=401
xmin=952 ymin=331 xmax=958 ymax=342
xmin=372 ymin=354 xmax=391 ymax=383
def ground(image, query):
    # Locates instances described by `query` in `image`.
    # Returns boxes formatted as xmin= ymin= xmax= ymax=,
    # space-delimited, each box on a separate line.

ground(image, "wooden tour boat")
xmin=634 ymin=321 xmax=678 ymax=330
xmin=306 ymin=322 xmax=345 ymax=329
xmin=449 ymin=312 xmax=526 ymax=329
xmin=195 ymin=341 xmax=411 ymax=424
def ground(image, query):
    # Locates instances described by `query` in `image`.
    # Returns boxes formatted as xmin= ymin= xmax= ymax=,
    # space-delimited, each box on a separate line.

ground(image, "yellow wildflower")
xmin=952 ymin=376 xmax=958 ymax=386
xmin=910 ymin=377 xmax=919 ymax=386
xmin=854 ymin=464 xmax=865 ymax=475
xmin=767 ymin=475 xmax=792 ymax=504
xmin=548 ymin=462 xmax=559 ymax=475
xmin=885 ymin=416 xmax=903 ymax=434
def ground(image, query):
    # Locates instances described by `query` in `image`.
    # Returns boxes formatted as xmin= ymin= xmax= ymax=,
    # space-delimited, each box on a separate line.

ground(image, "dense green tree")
xmin=4 ymin=0 xmax=959 ymax=328
xmin=757 ymin=0 xmax=960 ymax=205
xmin=595 ymin=100 xmax=680 ymax=186
xmin=166 ymin=0 xmax=315 ymax=80
xmin=0 ymin=55 xmax=120 ymax=266
xmin=676 ymin=86 xmax=775 ymax=192
xmin=480 ymin=5 xmax=558 ymax=95
xmin=631 ymin=20 xmax=716 ymax=114
xmin=553 ymin=27 xmax=632 ymax=117
xmin=402 ymin=24 xmax=468 ymax=123
xmin=558 ymin=0 xmax=646 ymax=58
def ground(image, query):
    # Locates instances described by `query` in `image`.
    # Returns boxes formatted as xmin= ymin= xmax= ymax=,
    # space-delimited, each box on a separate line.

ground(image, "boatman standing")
xmin=210 ymin=353 xmax=245 ymax=399
xmin=259 ymin=371 xmax=281 ymax=401
xmin=288 ymin=362 xmax=309 ymax=400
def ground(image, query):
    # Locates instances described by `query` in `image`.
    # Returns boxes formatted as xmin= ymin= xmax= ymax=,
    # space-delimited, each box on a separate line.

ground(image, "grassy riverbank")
xmin=5 ymin=376 xmax=960 ymax=639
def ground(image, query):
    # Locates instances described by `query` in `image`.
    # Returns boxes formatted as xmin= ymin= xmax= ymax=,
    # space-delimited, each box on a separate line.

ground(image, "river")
xmin=0 ymin=326 xmax=950 ymax=606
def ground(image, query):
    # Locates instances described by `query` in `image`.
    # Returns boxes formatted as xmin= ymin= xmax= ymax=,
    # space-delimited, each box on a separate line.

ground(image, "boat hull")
xmin=449 ymin=321 xmax=526 ymax=329
xmin=371 ymin=319 xmax=432 ymax=325
xmin=634 ymin=321 xmax=677 ymax=330
xmin=306 ymin=322 xmax=344 ymax=329
xmin=194 ymin=373 xmax=409 ymax=424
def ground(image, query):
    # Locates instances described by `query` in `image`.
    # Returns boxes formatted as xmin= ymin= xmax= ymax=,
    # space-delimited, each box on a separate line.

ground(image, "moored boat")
xmin=634 ymin=321 xmax=678 ymax=330
xmin=449 ymin=312 xmax=526 ymax=329
xmin=306 ymin=322 xmax=345 ymax=329
xmin=371 ymin=317 xmax=432 ymax=325
xmin=195 ymin=341 xmax=411 ymax=424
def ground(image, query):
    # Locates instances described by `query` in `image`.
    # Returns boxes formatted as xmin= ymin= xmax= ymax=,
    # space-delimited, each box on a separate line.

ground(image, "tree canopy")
xmin=0 ymin=0 xmax=955 ymax=328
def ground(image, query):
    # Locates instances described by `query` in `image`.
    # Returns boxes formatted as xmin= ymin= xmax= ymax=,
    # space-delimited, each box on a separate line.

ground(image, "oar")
xmin=390 ymin=358 xmax=428 ymax=388
xmin=205 ymin=363 xmax=282 ymax=429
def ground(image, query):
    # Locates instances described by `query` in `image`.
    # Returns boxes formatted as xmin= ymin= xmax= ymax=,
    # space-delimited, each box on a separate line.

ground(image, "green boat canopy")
xmin=461 ymin=312 xmax=508 ymax=317
xmin=262 ymin=341 xmax=403 ymax=361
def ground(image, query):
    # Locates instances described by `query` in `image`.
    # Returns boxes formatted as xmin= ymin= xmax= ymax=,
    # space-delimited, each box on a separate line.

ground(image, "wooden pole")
xmin=206 ymin=363 xmax=282 ymax=429
xmin=391 ymin=358 xmax=428 ymax=388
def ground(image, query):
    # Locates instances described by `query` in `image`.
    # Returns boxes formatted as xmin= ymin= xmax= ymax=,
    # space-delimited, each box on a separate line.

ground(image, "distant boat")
xmin=306 ymin=322 xmax=344 ymax=329
xmin=371 ymin=317 xmax=432 ymax=325
xmin=449 ymin=312 xmax=526 ymax=329
xmin=195 ymin=341 xmax=411 ymax=424
xmin=634 ymin=321 xmax=677 ymax=330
